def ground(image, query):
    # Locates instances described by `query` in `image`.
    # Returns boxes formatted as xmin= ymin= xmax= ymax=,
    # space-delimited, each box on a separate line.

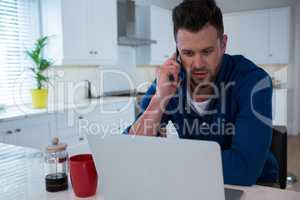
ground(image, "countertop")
xmin=0 ymin=143 xmax=299 ymax=200
xmin=0 ymin=97 xmax=136 ymax=122
xmin=0 ymin=86 xmax=288 ymax=123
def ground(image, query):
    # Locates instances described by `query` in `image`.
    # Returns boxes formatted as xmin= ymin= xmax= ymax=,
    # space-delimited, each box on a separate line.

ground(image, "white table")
xmin=0 ymin=143 xmax=299 ymax=200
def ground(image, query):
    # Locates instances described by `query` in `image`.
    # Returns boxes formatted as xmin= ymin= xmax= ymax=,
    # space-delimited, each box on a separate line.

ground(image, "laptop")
xmin=86 ymin=134 xmax=243 ymax=200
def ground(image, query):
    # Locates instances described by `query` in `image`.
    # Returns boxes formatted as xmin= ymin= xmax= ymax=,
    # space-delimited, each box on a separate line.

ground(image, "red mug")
xmin=69 ymin=154 xmax=98 ymax=197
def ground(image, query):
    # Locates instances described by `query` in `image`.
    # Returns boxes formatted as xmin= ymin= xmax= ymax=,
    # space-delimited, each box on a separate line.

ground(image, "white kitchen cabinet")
xmin=117 ymin=102 xmax=136 ymax=132
xmin=223 ymin=7 xmax=290 ymax=65
xmin=0 ymin=114 xmax=55 ymax=150
xmin=56 ymin=98 xmax=136 ymax=150
xmin=224 ymin=10 xmax=269 ymax=64
xmin=272 ymin=89 xmax=287 ymax=126
xmin=136 ymin=5 xmax=175 ymax=66
xmin=0 ymin=99 xmax=135 ymax=151
xmin=42 ymin=0 xmax=117 ymax=66
xmin=53 ymin=111 xmax=87 ymax=147
xmin=83 ymin=99 xmax=136 ymax=136
xmin=269 ymin=7 xmax=290 ymax=64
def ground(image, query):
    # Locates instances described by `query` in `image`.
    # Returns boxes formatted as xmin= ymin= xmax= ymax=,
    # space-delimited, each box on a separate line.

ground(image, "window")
xmin=0 ymin=0 xmax=40 ymax=106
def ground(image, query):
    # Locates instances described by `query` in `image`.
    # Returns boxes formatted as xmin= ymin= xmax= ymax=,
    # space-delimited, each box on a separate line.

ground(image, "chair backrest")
xmin=271 ymin=126 xmax=287 ymax=189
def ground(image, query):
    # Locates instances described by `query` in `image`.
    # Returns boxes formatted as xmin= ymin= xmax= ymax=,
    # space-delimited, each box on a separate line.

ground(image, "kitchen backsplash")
xmin=47 ymin=46 xmax=156 ymax=105
xmin=47 ymin=66 xmax=100 ymax=105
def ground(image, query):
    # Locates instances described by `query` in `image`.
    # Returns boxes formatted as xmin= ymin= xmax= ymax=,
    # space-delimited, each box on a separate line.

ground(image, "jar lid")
xmin=46 ymin=137 xmax=67 ymax=153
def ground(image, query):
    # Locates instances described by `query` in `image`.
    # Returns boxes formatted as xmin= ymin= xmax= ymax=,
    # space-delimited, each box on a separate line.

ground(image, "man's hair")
xmin=172 ymin=0 xmax=224 ymax=41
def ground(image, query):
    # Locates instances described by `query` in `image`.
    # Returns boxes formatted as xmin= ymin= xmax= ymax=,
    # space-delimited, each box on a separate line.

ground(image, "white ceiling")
xmin=135 ymin=0 xmax=300 ymax=12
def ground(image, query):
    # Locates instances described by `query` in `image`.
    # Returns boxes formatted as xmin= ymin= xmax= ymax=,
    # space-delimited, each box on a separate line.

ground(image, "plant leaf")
xmin=39 ymin=59 xmax=52 ymax=71
xmin=26 ymin=50 xmax=40 ymax=66
xmin=36 ymin=73 xmax=48 ymax=82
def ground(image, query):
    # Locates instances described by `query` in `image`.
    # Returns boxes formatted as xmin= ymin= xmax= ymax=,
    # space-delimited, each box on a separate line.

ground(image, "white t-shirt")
xmin=187 ymin=90 xmax=211 ymax=116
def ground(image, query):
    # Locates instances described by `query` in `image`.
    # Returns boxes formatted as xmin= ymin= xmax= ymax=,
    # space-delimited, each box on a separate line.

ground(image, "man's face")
xmin=176 ymin=24 xmax=227 ymax=87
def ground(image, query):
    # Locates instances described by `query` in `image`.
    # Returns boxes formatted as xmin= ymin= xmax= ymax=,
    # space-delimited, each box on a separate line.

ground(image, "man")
xmin=124 ymin=0 xmax=278 ymax=186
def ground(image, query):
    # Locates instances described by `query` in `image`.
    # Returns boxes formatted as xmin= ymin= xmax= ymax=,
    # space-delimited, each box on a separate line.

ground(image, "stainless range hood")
xmin=117 ymin=0 xmax=157 ymax=46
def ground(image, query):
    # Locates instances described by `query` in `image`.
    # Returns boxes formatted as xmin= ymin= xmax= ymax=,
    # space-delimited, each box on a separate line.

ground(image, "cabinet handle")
xmin=79 ymin=137 xmax=84 ymax=141
xmin=14 ymin=129 xmax=21 ymax=133
xmin=6 ymin=130 xmax=13 ymax=135
xmin=89 ymin=51 xmax=93 ymax=55
xmin=269 ymin=54 xmax=273 ymax=57
xmin=78 ymin=116 xmax=84 ymax=119
xmin=94 ymin=51 xmax=98 ymax=55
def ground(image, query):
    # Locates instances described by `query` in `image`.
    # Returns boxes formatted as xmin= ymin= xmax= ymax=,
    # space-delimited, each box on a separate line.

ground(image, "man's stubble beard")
xmin=188 ymin=71 xmax=216 ymax=92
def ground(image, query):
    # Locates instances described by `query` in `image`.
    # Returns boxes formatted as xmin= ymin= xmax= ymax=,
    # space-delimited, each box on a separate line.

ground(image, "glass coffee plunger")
xmin=44 ymin=137 xmax=68 ymax=192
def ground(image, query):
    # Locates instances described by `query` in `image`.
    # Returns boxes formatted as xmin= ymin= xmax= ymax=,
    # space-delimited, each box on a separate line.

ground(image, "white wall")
xmin=217 ymin=0 xmax=298 ymax=13
xmin=135 ymin=0 xmax=298 ymax=12
xmin=289 ymin=3 xmax=300 ymax=135
xmin=100 ymin=46 xmax=156 ymax=94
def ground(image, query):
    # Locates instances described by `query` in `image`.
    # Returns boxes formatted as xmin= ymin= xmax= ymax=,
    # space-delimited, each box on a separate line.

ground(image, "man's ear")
xmin=221 ymin=34 xmax=228 ymax=52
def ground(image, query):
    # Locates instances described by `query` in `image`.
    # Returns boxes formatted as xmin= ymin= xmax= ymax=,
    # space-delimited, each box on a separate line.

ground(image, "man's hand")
xmin=128 ymin=54 xmax=181 ymax=136
xmin=155 ymin=53 xmax=181 ymax=106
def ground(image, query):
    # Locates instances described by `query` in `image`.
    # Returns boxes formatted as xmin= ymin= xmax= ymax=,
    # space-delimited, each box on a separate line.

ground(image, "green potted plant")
xmin=26 ymin=36 xmax=53 ymax=109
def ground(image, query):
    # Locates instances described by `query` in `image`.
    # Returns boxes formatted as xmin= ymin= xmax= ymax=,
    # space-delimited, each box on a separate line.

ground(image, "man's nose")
xmin=191 ymin=53 xmax=205 ymax=69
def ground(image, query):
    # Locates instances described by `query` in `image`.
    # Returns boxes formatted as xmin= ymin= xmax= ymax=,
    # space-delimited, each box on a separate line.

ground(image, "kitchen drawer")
xmin=55 ymin=128 xmax=86 ymax=147
xmin=82 ymin=117 xmax=121 ymax=137
xmin=80 ymin=103 xmax=135 ymax=136
xmin=55 ymin=111 xmax=88 ymax=147
xmin=0 ymin=114 xmax=55 ymax=150
xmin=0 ymin=114 xmax=54 ymax=132
xmin=55 ymin=111 xmax=85 ymax=130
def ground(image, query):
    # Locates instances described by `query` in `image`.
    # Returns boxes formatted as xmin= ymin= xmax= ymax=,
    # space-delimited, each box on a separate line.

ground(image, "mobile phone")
xmin=168 ymin=48 xmax=181 ymax=82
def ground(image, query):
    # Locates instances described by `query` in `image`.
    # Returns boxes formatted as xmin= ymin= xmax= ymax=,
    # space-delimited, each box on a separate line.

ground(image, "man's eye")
xmin=183 ymin=51 xmax=194 ymax=56
xmin=203 ymin=49 xmax=213 ymax=55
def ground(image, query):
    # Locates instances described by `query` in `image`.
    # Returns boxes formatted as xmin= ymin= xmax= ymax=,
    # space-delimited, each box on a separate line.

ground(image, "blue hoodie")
xmin=124 ymin=54 xmax=279 ymax=186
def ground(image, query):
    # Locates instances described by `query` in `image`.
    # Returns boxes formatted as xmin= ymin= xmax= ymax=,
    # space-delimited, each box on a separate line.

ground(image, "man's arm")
xmin=129 ymin=94 xmax=168 ymax=136
xmin=127 ymin=55 xmax=181 ymax=136
xmin=222 ymin=70 xmax=273 ymax=186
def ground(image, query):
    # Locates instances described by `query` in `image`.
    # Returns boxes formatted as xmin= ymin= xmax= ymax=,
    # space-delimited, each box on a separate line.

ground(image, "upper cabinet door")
xmin=87 ymin=0 xmax=117 ymax=64
xmin=150 ymin=6 xmax=168 ymax=63
xmin=62 ymin=0 xmax=89 ymax=61
xmin=150 ymin=6 xmax=175 ymax=62
xmin=42 ymin=0 xmax=117 ymax=66
xmin=223 ymin=7 xmax=290 ymax=65
xmin=224 ymin=10 xmax=270 ymax=64
xmin=269 ymin=7 xmax=290 ymax=64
